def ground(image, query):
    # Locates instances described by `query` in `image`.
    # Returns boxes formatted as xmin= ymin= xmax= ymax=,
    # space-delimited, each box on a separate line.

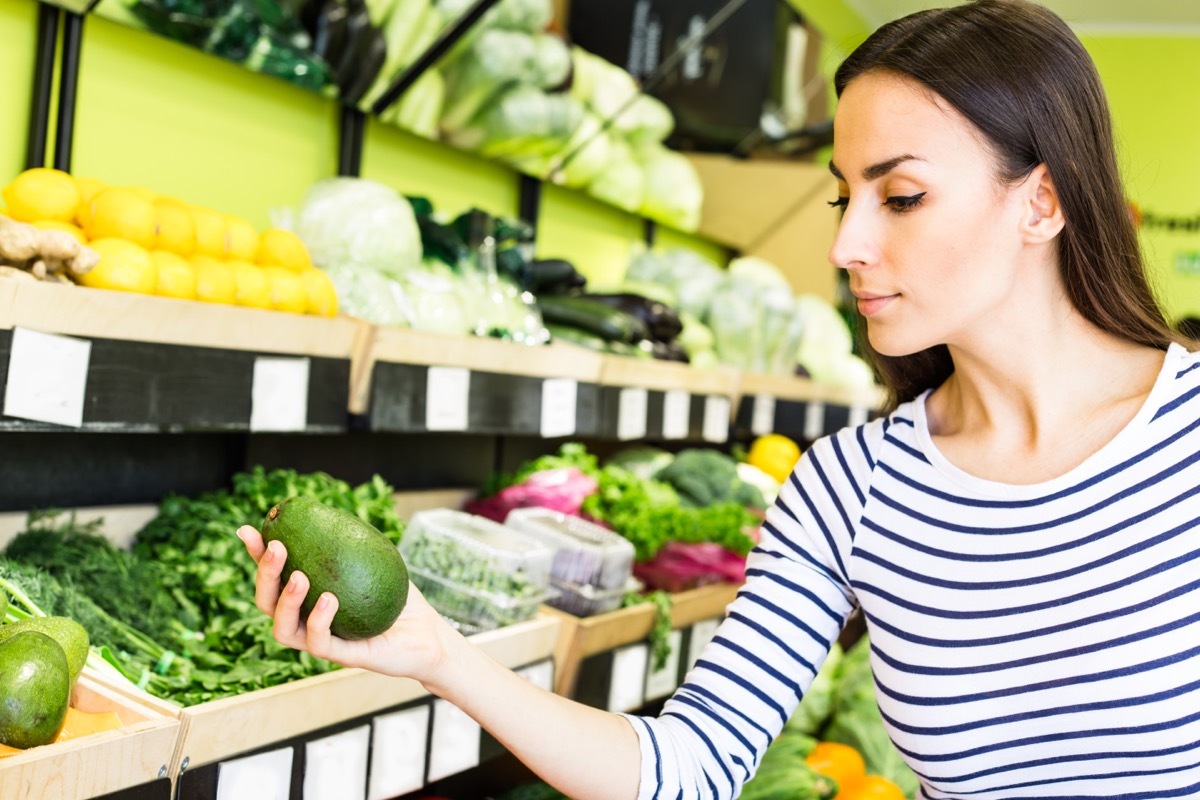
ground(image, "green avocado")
xmin=0 ymin=631 xmax=71 ymax=749
xmin=261 ymin=496 xmax=409 ymax=640
xmin=0 ymin=617 xmax=90 ymax=687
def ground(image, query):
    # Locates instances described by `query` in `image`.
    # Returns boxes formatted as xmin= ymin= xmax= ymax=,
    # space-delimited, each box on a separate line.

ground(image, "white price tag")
xmin=848 ymin=404 xmax=870 ymax=428
xmin=369 ymin=705 xmax=431 ymax=800
xmin=751 ymin=393 xmax=776 ymax=436
xmin=687 ymin=618 xmax=721 ymax=672
xmin=662 ymin=389 xmax=690 ymax=440
xmin=702 ymin=395 xmax=731 ymax=443
xmin=644 ymin=629 xmax=685 ymax=701
xmin=617 ymin=387 xmax=648 ymax=441
xmin=517 ymin=659 xmax=555 ymax=692
xmin=216 ymin=747 xmax=293 ymax=800
xmin=540 ymin=378 xmax=578 ymax=438
xmin=304 ymin=725 xmax=370 ymax=800
xmin=804 ymin=400 xmax=826 ymax=441
xmin=4 ymin=327 xmax=90 ymax=427
xmin=607 ymin=643 xmax=649 ymax=713
xmin=425 ymin=366 xmax=470 ymax=431
xmin=250 ymin=357 xmax=310 ymax=432
xmin=427 ymin=698 xmax=481 ymax=782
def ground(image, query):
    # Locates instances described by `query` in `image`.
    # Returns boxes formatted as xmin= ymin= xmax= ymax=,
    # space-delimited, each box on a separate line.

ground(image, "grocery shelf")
xmin=1 ymin=671 xmax=181 ymax=800
xmin=0 ymin=282 xmax=882 ymax=441
xmin=542 ymin=582 xmax=739 ymax=702
xmin=0 ymin=282 xmax=359 ymax=433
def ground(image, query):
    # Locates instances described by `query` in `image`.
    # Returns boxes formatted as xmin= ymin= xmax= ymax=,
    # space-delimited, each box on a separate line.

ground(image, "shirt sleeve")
xmin=622 ymin=421 xmax=881 ymax=800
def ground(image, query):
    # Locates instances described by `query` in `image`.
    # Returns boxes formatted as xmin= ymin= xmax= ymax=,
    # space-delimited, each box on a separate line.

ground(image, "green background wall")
xmin=2 ymin=0 xmax=1198 ymax=317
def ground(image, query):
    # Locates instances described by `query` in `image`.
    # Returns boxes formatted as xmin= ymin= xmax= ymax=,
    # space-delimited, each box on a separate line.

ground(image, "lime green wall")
xmin=0 ymin=0 xmax=728 ymax=284
xmin=0 ymin=0 xmax=35 ymax=189
xmin=1082 ymin=34 xmax=1200 ymax=321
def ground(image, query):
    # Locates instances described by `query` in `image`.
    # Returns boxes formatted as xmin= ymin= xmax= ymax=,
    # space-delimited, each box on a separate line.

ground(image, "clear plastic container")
xmin=402 ymin=509 xmax=555 ymax=633
xmin=503 ymin=508 xmax=635 ymax=597
xmin=550 ymin=577 xmax=634 ymax=617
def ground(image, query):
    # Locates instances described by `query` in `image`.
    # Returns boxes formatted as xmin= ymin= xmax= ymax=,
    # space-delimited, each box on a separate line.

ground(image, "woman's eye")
xmin=883 ymin=192 xmax=927 ymax=212
xmin=827 ymin=197 xmax=849 ymax=211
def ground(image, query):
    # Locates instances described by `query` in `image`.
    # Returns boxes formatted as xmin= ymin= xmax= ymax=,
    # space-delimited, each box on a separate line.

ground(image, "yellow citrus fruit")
xmin=2 ymin=168 xmax=81 ymax=223
xmin=191 ymin=206 xmax=228 ymax=259
xmin=73 ymin=177 xmax=107 ymax=227
xmin=126 ymin=186 xmax=158 ymax=203
xmin=149 ymin=251 xmax=197 ymax=300
xmin=79 ymin=238 xmax=156 ymax=294
xmin=229 ymin=260 xmax=272 ymax=309
xmin=263 ymin=266 xmax=308 ymax=313
xmin=190 ymin=256 xmax=237 ymax=304
xmin=32 ymin=220 xmax=87 ymax=245
xmin=297 ymin=268 xmax=338 ymax=317
xmin=84 ymin=187 xmax=158 ymax=248
xmin=747 ymin=433 xmax=802 ymax=484
xmin=224 ymin=215 xmax=260 ymax=261
xmin=256 ymin=228 xmax=312 ymax=272
xmin=154 ymin=199 xmax=196 ymax=256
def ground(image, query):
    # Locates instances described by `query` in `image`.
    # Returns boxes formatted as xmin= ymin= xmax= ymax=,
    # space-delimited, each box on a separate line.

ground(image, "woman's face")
xmin=828 ymin=71 xmax=1032 ymax=357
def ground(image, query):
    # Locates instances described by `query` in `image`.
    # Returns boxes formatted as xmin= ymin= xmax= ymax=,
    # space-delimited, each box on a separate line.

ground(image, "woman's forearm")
xmin=426 ymin=629 xmax=643 ymax=800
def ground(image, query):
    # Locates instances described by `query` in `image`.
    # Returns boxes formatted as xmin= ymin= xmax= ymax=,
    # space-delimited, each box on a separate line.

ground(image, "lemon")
xmin=84 ymin=187 xmax=158 ymax=248
xmin=3 ymin=168 xmax=81 ymax=223
xmin=297 ymin=268 xmax=339 ymax=317
xmin=224 ymin=216 xmax=260 ymax=261
xmin=32 ymin=220 xmax=87 ymax=245
xmin=747 ymin=433 xmax=802 ymax=484
xmin=263 ymin=266 xmax=308 ymax=313
xmin=80 ymin=238 xmax=156 ymax=294
xmin=73 ymin=177 xmax=107 ymax=227
xmin=229 ymin=260 xmax=272 ymax=309
xmin=256 ymin=228 xmax=312 ymax=272
xmin=149 ymin=251 xmax=197 ymax=300
xmin=127 ymin=186 xmax=158 ymax=203
xmin=154 ymin=199 xmax=196 ymax=256
xmin=191 ymin=206 xmax=228 ymax=259
xmin=190 ymin=256 xmax=237 ymax=304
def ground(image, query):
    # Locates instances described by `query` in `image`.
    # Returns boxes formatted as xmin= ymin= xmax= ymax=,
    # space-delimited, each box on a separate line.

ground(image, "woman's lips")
xmin=856 ymin=294 xmax=897 ymax=317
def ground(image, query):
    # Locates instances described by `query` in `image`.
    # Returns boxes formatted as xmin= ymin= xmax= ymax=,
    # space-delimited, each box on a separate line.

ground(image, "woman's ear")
xmin=1020 ymin=164 xmax=1065 ymax=243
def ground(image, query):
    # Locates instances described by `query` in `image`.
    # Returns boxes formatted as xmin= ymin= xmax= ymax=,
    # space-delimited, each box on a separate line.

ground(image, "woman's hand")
xmin=237 ymin=525 xmax=453 ymax=684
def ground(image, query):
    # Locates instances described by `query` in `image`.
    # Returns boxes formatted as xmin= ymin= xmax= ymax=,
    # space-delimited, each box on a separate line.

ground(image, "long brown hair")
xmin=834 ymin=0 xmax=1177 ymax=412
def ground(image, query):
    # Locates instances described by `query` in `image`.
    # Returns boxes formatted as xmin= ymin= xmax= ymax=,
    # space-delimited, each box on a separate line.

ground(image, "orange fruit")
xmin=840 ymin=775 xmax=907 ymax=800
xmin=806 ymin=741 xmax=867 ymax=798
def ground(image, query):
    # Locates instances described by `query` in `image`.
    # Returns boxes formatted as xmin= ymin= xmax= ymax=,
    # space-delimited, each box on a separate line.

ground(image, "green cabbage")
xmin=296 ymin=178 xmax=422 ymax=276
xmin=637 ymin=143 xmax=702 ymax=232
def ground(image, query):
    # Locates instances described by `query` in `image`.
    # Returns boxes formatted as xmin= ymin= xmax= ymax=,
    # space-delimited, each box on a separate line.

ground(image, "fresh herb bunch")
xmin=621 ymin=589 xmax=673 ymax=671
xmin=5 ymin=510 xmax=199 ymax=644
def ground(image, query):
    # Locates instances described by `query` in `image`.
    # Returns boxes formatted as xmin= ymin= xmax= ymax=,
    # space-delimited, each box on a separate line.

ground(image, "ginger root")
xmin=0 ymin=213 xmax=98 ymax=282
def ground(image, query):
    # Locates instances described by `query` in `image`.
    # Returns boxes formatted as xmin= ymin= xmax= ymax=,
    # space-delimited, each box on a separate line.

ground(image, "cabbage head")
xmin=296 ymin=178 xmax=422 ymax=277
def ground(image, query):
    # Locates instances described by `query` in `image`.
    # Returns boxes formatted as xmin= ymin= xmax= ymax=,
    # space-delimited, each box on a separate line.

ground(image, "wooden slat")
xmin=0 ymin=672 xmax=180 ymax=800
xmin=738 ymin=369 xmax=885 ymax=409
xmin=0 ymin=281 xmax=363 ymax=359
xmin=599 ymin=355 xmax=739 ymax=396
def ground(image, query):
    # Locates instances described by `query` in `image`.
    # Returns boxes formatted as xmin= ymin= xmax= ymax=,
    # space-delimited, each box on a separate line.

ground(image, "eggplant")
xmin=579 ymin=293 xmax=682 ymax=343
xmin=538 ymin=295 xmax=648 ymax=344
xmin=524 ymin=259 xmax=586 ymax=295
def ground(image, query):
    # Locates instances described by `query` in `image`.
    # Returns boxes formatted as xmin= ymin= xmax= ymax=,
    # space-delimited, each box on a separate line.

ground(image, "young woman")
xmin=240 ymin=1 xmax=1200 ymax=797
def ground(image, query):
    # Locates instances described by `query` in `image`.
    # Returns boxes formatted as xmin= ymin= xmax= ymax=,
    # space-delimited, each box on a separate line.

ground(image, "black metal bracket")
xmin=25 ymin=2 xmax=60 ymax=170
xmin=518 ymin=172 xmax=542 ymax=242
xmin=369 ymin=0 xmax=501 ymax=117
xmin=643 ymin=218 xmax=657 ymax=247
xmin=53 ymin=10 xmax=85 ymax=172
xmin=337 ymin=105 xmax=366 ymax=177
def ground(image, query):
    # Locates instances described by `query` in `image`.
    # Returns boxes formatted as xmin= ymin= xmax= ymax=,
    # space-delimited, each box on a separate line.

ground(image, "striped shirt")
xmin=626 ymin=343 xmax=1200 ymax=799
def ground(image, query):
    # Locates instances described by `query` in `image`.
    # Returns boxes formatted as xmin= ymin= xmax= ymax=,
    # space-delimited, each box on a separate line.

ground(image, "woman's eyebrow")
xmin=829 ymin=154 xmax=924 ymax=181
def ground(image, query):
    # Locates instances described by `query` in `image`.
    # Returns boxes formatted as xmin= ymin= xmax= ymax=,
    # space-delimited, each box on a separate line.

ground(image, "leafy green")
xmin=739 ymin=729 xmax=834 ymax=800
xmin=657 ymin=448 xmax=767 ymax=510
xmin=824 ymin=636 xmax=921 ymax=799
xmin=786 ymin=642 xmax=843 ymax=736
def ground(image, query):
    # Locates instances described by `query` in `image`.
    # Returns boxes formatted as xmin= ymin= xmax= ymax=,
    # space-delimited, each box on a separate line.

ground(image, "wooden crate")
xmin=93 ymin=615 xmax=561 ymax=780
xmin=0 ymin=671 xmax=181 ymax=800
xmin=542 ymin=582 xmax=740 ymax=698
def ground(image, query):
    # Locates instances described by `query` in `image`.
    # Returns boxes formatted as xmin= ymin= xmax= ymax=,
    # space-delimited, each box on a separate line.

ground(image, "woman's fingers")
xmin=237 ymin=526 xmax=266 ymax=562
xmin=303 ymin=592 xmax=339 ymax=660
xmin=272 ymin=569 xmax=310 ymax=648
xmin=252 ymin=540 xmax=287 ymax=615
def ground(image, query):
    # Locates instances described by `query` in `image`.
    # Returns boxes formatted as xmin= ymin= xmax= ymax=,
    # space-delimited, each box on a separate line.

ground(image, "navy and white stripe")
xmin=626 ymin=344 xmax=1200 ymax=799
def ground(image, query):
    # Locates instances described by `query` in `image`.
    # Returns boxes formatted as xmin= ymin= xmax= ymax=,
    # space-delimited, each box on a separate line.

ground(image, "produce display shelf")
xmin=95 ymin=615 xmax=560 ymax=799
xmin=351 ymin=325 xmax=606 ymax=437
xmin=1 ymin=671 xmax=181 ymax=800
xmin=541 ymin=582 xmax=740 ymax=707
xmin=0 ymin=282 xmax=360 ymax=433
xmin=735 ymin=370 xmax=885 ymax=442
xmin=596 ymin=355 xmax=741 ymax=443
